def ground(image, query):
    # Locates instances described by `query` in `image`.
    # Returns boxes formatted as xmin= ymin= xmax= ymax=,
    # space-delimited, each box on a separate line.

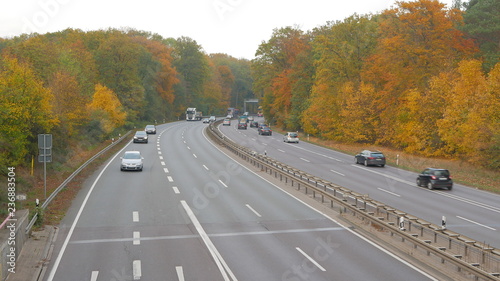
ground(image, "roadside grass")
xmin=273 ymin=128 xmax=499 ymax=194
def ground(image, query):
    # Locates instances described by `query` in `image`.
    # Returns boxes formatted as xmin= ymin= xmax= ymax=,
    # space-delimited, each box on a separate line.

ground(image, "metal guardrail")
xmin=207 ymin=120 xmax=500 ymax=281
xmin=25 ymin=131 xmax=132 ymax=234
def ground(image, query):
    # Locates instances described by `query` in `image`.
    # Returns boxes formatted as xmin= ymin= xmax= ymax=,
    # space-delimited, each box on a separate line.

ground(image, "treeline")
xmin=252 ymin=0 xmax=500 ymax=169
xmin=0 ymin=28 xmax=253 ymax=170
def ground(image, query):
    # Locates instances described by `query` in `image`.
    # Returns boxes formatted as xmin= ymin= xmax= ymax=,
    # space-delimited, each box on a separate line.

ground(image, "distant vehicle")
xmin=258 ymin=126 xmax=272 ymax=136
xmin=257 ymin=112 xmax=263 ymax=117
xmin=258 ymin=123 xmax=267 ymax=129
xmin=223 ymin=119 xmax=231 ymax=126
xmin=237 ymin=119 xmax=247 ymax=129
xmin=133 ymin=131 xmax=148 ymax=143
xmin=355 ymin=150 xmax=385 ymax=167
xmin=120 ymin=151 xmax=143 ymax=171
xmin=247 ymin=116 xmax=254 ymax=122
xmin=209 ymin=116 xmax=216 ymax=122
xmin=186 ymin=107 xmax=202 ymax=121
xmin=250 ymin=121 xmax=259 ymax=128
xmin=227 ymin=107 xmax=239 ymax=118
xmin=145 ymin=125 xmax=156 ymax=134
xmin=202 ymin=118 xmax=210 ymax=123
xmin=416 ymin=168 xmax=453 ymax=190
xmin=283 ymin=132 xmax=299 ymax=143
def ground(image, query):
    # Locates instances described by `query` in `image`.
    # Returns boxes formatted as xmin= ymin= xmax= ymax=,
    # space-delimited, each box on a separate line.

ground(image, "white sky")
xmin=0 ymin=0 xmax=454 ymax=60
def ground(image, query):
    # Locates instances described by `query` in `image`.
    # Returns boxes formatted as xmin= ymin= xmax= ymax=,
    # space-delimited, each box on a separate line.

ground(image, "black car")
xmin=133 ymin=131 xmax=148 ymax=143
xmin=250 ymin=121 xmax=259 ymax=128
xmin=145 ymin=124 xmax=156 ymax=134
xmin=416 ymin=168 xmax=453 ymax=190
xmin=258 ymin=126 xmax=272 ymax=136
xmin=355 ymin=150 xmax=386 ymax=167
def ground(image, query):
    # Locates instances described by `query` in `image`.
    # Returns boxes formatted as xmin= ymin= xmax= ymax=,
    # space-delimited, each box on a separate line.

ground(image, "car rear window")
xmin=434 ymin=170 xmax=450 ymax=177
xmin=371 ymin=153 xmax=384 ymax=157
xmin=289 ymin=133 xmax=298 ymax=137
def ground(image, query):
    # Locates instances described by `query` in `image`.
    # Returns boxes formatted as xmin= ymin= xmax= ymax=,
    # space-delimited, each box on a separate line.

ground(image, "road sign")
xmin=38 ymin=155 xmax=52 ymax=162
xmin=38 ymin=134 xmax=52 ymax=148
xmin=38 ymin=134 xmax=52 ymax=163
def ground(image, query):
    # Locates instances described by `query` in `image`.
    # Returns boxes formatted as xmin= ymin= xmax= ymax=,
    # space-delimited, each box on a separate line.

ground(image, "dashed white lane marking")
xmin=245 ymin=204 xmax=262 ymax=217
xmin=158 ymin=151 xmax=162 ymax=155
xmin=159 ymin=156 xmax=163 ymax=160
xmin=203 ymin=165 xmax=209 ymax=170
xmin=90 ymin=271 xmax=98 ymax=281
xmin=187 ymin=146 xmax=191 ymax=150
xmin=456 ymin=216 xmax=497 ymax=231
xmin=219 ymin=179 xmax=228 ymax=188
xmin=132 ymin=211 xmax=139 ymax=222
xmin=164 ymin=168 xmax=169 ymax=173
xmin=161 ymin=161 xmax=166 ymax=166
xmin=193 ymin=154 xmax=197 ymax=158
xmin=299 ymin=157 xmax=310 ymax=162
xmin=278 ymin=149 xmax=285 ymax=153
xmin=167 ymin=176 xmax=174 ymax=182
xmin=330 ymin=170 xmax=345 ymax=176
xmin=172 ymin=186 xmax=180 ymax=194
xmin=133 ymin=232 xmax=140 ymax=245
xmin=176 ymin=266 xmax=185 ymax=281
xmin=133 ymin=260 xmax=142 ymax=280
xmin=377 ymin=188 xmax=401 ymax=197
xmin=296 ymin=247 xmax=326 ymax=272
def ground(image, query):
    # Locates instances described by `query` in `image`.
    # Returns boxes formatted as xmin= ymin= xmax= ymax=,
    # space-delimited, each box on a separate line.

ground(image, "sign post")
xmin=38 ymin=134 xmax=52 ymax=199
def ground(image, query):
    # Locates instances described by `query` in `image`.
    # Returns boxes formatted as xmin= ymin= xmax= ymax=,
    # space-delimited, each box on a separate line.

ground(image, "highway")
xmin=43 ymin=121 xmax=438 ymax=281
xmin=219 ymin=117 xmax=500 ymax=249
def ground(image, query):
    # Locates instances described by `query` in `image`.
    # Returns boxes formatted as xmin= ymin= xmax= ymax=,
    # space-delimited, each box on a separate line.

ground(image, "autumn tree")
xmin=0 ymin=54 xmax=56 ymax=168
xmin=88 ymin=84 xmax=127 ymax=134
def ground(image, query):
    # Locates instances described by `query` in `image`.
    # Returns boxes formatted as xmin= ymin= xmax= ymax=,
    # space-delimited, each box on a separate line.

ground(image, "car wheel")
xmin=416 ymin=178 xmax=421 ymax=187
xmin=364 ymin=159 xmax=368 ymax=166
xmin=380 ymin=164 xmax=385 ymax=167
xmin=448 ymin=185 xmax=453 ymax=191
xmin=427 ymin=182 xmax=433 ymax=190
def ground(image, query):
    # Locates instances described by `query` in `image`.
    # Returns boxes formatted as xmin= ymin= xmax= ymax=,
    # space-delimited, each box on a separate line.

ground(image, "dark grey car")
xmin=133 ymin=131 xmax=148 ymax=143
xmin=355 ymin=150 xmax=386 ymax=167
xmin=417 ymin=168 xmax=453 ymax=190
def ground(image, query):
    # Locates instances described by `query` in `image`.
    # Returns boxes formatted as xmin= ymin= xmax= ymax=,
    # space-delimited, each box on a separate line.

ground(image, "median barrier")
xmin=207 ymin=120 xmax=500 ymax=280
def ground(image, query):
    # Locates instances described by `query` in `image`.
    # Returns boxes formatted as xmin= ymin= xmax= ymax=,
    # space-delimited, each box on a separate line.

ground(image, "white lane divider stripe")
xmin=132 ymin=211 xmax=139 ymax=222
xmin=167 ymin=176 xmax=174 ymax=182
xmin=133 ymin=232 xmax=140 ymax=245
xmin=456 ymin=216 xmax=497 ymax=231
xmin=245 ymin=204 xmax=262 ymax=217
xmin=176 ymin=266 xmax=185 ymax=281
xmin=133 ymin=260 xmax=141 ymax=280
xmin=296 ymin=247 xmax=326 ymax=272
xmin=90 ymin=271 xmax=99 ymax=281
xmin=219 ymin=180 xmax=228 ymax=188
xmin=164 ymin=168 xmax=169 ymax=173
xmin=172 ymin=186 xmax=180 ymax=194
xmin=161 ymin=161 xmax=166 ymax=166
xmin=203 ymin=165 xmax=209 ymax=170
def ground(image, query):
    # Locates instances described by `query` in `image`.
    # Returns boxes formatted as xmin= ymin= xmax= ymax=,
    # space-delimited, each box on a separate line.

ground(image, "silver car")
xmin=120 ymin=151 xmax=144 ymax=171
xmin=283 ymin=132 xmax=299 ymax=143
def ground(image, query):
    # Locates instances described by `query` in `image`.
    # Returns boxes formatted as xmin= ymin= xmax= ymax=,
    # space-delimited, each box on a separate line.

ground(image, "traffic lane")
xmin=219 ymin=123 xmax=500 ymax=246
xmin=179 ymin=123 xmax=435 ymax=280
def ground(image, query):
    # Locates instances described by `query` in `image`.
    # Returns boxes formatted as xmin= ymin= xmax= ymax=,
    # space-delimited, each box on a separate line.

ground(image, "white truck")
xmin=186 ymin=108 xmax=202 ymax=121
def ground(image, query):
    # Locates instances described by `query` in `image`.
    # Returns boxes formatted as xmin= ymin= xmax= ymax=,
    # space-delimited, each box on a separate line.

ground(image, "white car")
xmin=283 ymin=132 xmax=299 ymax=143
xmin=120 ymin=151 xmax=144 ymax=171
xmin=202 ymin=118 xmax=210 ymax=123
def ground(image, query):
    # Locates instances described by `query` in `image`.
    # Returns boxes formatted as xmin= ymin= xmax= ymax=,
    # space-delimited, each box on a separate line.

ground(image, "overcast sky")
xmin=1 ymin=0 xmax=454 ymax=59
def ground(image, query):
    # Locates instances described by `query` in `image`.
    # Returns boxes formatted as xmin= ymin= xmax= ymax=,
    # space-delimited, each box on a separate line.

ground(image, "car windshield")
xmin=146 ymin=125 xmax=154 ymax=129
xmin=434 ymin=170 xmax=450 ymax=177
xmin=136 ymin=131 xmax=146 ymax=136
xmin=124 ymin=153 xmax=141 ymax=159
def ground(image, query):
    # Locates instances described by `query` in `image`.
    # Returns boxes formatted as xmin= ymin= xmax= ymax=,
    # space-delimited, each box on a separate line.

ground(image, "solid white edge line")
xmin=180 ymin=200 xmax=235 ymax=281
xmin=176 ymin=266 xmax=185 ymax=281
xmin=296 ymin=247 xmax=326 ymax=271
xmin=201 ymin=129 xmax=439 ymax=281
xmin=90 ymin=271 xmax=99 ymax=281
xmin=133 ymin=260 xmax=141 ymax=280
xmin=46 ymin=139 xmax=133 ymax=281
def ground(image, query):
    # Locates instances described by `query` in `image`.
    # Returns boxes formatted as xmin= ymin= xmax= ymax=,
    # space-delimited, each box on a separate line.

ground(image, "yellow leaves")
xmin=88 ymin=84 xmax=127 ymax=133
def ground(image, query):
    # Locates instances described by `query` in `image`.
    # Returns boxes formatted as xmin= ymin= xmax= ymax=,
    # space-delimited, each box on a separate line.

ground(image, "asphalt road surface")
xmin=219 ymin=117 xmax=500 ymax=249
xmin=43 ymin=121 xmax=440 ymax=281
